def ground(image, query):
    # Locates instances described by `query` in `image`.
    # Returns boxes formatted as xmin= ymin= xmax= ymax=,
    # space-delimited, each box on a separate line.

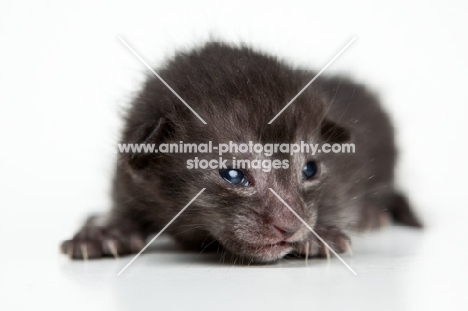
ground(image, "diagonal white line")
xmin=117 ymin=188 xmax=206 ymax=276
xmin=118 ymin=36 xmax=207 ymax=125
xmin=268 ymin=188 xmax=357 ymax=275
xmin=268 ymin=37 xmax=356 ymax=124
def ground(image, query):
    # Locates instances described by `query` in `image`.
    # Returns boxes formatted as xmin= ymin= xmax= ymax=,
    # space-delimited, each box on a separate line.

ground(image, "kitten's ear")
xmin=320 ymin=119 xmax=351 ymax=143
xmin=121 ymin=117 xmax=174 ymax=171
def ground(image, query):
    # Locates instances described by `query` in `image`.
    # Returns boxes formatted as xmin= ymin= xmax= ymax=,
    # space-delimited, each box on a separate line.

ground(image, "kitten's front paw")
xmin=298 ymin=226 xmax=351 ymax=258
xmin=61 ymin=224 xmax=145 ymax=260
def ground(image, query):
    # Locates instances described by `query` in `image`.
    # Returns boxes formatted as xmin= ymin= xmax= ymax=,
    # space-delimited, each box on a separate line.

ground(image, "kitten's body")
xmin=62 ymin=42 xmax=421 ymax=262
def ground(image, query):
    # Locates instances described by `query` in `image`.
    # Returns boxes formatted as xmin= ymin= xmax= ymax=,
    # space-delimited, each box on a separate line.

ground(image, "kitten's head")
xmin=120 ymin=42 xmax=350 ymax=262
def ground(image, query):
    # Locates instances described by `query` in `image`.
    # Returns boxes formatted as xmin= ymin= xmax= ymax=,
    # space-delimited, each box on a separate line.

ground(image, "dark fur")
xmin=61 ymin=42 xmax=421 ymax=263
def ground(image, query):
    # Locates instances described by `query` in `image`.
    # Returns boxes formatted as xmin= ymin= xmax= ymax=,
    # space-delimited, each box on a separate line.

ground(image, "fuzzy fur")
xmin=61 ymin=42 xmax=421 ymax=263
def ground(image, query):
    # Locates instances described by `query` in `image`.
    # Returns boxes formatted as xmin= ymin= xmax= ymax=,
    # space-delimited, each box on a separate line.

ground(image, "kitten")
xmin=61 ymin=42 xmax=421 ymax=263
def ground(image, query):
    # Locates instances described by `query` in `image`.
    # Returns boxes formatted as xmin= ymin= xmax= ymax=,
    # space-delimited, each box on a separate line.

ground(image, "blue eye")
xmin=302 ymin=161 xmax=318 ymax=179
xmin=219 ymin=169 xmax=249 ymax=186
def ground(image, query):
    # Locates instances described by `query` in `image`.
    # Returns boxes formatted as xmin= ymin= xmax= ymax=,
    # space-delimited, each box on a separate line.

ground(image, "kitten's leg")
xmin=60 ymin=213 xmax=146 ymax=260
xmin=354 ymin=191 xmax=422 ymax=230
xmin=390 ymin=192 xmax=423 ymax=228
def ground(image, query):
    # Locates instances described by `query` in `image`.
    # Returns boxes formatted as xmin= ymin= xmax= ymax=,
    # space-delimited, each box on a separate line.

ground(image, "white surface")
xmin=3 ymin=215 xmax=467 ymax=311
xmin=1 ymin=0 xmax=468 ymax=310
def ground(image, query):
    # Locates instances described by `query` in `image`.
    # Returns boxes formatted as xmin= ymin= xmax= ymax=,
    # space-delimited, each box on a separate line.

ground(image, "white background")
xmin=1 ymin=0 xmax=467 ymax=310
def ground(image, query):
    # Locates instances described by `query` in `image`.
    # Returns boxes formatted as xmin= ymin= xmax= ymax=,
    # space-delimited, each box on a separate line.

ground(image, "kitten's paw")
xmin=299 ymin=226 xmax=351 ymax=258
xmin=355 ymin=205 xmax=391 ymax=231
xmin=61 ymin=224 xmax=145 ymax=260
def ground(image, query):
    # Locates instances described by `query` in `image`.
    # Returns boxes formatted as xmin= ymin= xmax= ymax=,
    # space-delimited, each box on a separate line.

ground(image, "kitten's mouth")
xmin=244 ymin=241 xmax=293 ymax=260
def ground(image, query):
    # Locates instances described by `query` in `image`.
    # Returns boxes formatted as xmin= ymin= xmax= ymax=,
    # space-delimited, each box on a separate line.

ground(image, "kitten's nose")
xmin=273 ymin=225 xmax=298 ymax=239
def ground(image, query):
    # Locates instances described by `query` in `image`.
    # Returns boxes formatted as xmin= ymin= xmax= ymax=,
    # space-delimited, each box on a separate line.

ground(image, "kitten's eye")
xmin=219 ymin=169 xmax=249 ymax=186
xmin=302 ymin=161 xmax=318 ymax=179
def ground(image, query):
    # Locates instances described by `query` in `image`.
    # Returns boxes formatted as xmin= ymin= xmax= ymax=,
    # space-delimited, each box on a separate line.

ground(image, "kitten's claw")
xmin=66 ymin=243 xmax=73 ymax=259
xmin=345 ymin=240 xmax=353 ymax=256
xmin=80 ymin=244 xmax=88 ymax=261
xmin=323 ymin=244 xmax=330 ymax=261
xmin=106 ymin=240 xmax=120 ymax=259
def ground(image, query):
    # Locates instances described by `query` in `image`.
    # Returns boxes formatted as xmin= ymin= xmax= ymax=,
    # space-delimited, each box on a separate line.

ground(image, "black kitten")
xmin=61 ymin=42 xmax=421 ymax=263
